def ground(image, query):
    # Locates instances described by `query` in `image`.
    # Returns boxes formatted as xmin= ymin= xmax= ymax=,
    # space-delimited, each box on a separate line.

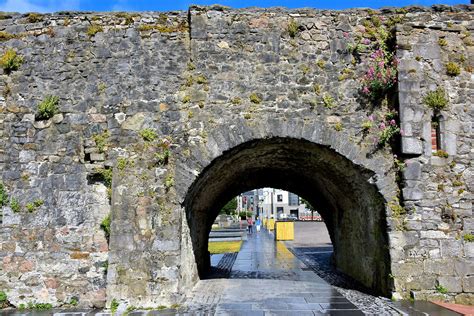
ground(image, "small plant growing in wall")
xmin=287 ymin=19 xmax=299 ymax=38
xmin=110 ymin=299 xmax=119 ymax=313
xmin=423 ymin=88 xmax=448 ymax=111
xmin=10 ymin=198 xmax=20 ymax=213
xmin=322 ymin=93 xmax=335 ymax=108
xmin=231 ymin=97 xmax=241 ymax=105
xmin=93 ymin=130 xmax=110 ymax=153
xmin=0 ymin=291 xmax=8 ymax=308
xmin=433 ymin=149 xmax=449 ymax=158
xmin=1 ymin=48 xmax=23 ymax=74
xmin=26 ymin=13 xmax=43 ymax=23
xmin=249 ymin=93 xmax=262 ymax=104
xmin=139 ymin=128 xmax=157 ymax=142
xmin=435 ymin=284 xmax=448 ymax=294
xmin=438 ymin=38 xmax=448 ymax=47
xmin=155 ymin=139 xmax=171 ymax=166
xmin=463 ymin=234 xmax=474 ymax=242
xmin=100 ymin=213 xmax=111 ymax=241
xmin=87 ymin=24 xmax=103 ymax=37
xmin=446 ymin=62 xmax=461 ymax=76
xmin=164 ymin=175 xmax=174 ymax=191
xmin=36 ymin=95 xmax=59 ymax=120
xmin=0 ymin=183 xmax=8 ymax=207
xmin=333 ymin=122 xmax=343 ymax=132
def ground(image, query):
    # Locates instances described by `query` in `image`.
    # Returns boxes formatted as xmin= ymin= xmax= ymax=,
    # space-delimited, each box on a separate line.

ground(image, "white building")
xmin=258 ymin=188 xmax=306 ymax=220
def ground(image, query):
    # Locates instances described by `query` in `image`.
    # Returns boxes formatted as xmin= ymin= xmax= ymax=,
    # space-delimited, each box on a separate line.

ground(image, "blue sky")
xmin=0 ymin=0 xmax=469 ymax=13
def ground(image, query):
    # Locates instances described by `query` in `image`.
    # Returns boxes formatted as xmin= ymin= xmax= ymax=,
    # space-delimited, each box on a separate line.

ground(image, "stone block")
xmin=455 ymin=293 xmax=474 ymax=305
xmin=403 ymin=160 xmax=422 ymax=180
xmin=464 ymin=242 xmax=474 ymax=258
xmin=402 ymin=187 xmax=424 ymax=200
xmin=438 ymin=276 xmax=462 ymax=292
xmin=462 ymin=276 xmax=474 ymax=292
xmin=401 ymin=137 xmax=423 ymax=155
xmin=90 ymin=153 xmax=105 ymax=161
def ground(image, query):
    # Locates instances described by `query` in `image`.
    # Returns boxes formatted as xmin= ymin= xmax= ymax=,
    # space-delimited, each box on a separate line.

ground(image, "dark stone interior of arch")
xmin=184 ymin=137 xmax=392 ymax=296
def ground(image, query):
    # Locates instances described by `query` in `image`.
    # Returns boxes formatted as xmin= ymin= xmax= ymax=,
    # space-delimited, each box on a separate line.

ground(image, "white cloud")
xmin=0 ymin=0 xmax=80 ymax=13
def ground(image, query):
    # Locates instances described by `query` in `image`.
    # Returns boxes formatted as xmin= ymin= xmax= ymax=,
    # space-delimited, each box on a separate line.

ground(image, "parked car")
xmin=287 ymin=214 xmax=298 ymax=221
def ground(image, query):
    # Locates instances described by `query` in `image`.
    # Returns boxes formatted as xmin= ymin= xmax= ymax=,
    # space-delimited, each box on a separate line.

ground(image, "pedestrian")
xmin=247 ymin=217 xmax=253 ymax=234
xmin=255 ymin=217 xmax=261 ymax=232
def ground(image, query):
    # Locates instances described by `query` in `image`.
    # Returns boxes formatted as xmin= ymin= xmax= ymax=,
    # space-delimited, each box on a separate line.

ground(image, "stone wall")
xmin=0 ymin=5 xmax=472 ymax=308
xmin=395 ymin=8 xmax=473 ymax=303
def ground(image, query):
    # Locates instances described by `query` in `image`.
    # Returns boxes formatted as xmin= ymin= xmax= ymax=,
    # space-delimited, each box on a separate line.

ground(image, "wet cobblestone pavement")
xmin=186 ymin=231 xmax=366 ymax=315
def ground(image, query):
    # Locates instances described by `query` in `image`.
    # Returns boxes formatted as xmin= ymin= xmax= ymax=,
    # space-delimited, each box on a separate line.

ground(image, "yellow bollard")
xmin=268 ymin=219 xmax=275 ymax=231
xmin=275 ymin=221 xmax=294 ymax=240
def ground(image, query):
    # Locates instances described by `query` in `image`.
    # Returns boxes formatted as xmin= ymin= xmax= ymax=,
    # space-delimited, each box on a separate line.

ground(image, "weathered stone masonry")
xmin=0 ymin=5 xmax=472 ymax=308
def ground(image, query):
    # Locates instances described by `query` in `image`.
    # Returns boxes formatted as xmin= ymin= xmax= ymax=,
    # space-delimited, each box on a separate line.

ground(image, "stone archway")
xmin=183 ymin=137 xmax=393 ymax=296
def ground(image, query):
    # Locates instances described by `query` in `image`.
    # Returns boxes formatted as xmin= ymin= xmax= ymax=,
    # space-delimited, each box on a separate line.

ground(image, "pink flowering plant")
xmin=363 ymin=111 xmax=401 ymax=147
xmin=361 ymin=49 xmax=398 ymax=101
xmin=345 ymin=13 xmax=401 ymax=102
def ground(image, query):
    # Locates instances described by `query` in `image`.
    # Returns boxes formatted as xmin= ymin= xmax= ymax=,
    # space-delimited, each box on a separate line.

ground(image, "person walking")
xmin=247 ymin=217 xmax=253 ymax=234
xmin=255 ymin=217 xmax=261 ymax=232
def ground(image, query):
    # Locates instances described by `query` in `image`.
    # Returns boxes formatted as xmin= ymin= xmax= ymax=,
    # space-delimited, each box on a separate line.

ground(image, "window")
xmin=288 ymin=192 xmax=299 ymax=206
xmin=431 ymin=116 xmax=441 ymax=152
xmin=277 ymin=194 xmax=283 ymax=202
xmin=276 ymin=207 xmax=284 ymax=213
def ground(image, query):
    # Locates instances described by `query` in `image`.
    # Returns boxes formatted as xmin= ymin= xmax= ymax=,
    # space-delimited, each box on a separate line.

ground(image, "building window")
xmin=277 ymin=194 xmax=283 ymax=202
xmin=288 ymin=192 xmax=299 ymax=206
xmin=276 ymin=207 xmax=284 ymax=214
xmin=431 ymin=116 xmax=441 ymax=152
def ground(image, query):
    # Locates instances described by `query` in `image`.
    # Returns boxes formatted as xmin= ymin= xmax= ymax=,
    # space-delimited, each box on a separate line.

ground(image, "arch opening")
xmin=184 ymin=137 xmax=392 ymax=296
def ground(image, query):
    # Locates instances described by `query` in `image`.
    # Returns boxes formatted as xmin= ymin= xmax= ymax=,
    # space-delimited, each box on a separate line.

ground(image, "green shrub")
xmin=26 ymin=13 xmax=43 ymax=23
xmin=155 ymin=149 xmax=170 ymax=166
xmin=361 ymin=120 xmax=373 ymax=131
xmin=93 ymin=130 xmax=110 ymax=153
xmin=446 ymin=62 xmax=461 ymax=76
xmin=463 ymin=234 xmax=474 ymax=242
xmin=100 ymin=213 xmax=111 ymax=240
xmin=438 ymin=38 xmax=447 ymax=47
xmin=433 ymin=150 xmax=448 ymax=158
xmin=111 ymin=299 xmax=119 ymax=313
xmin=333 ymin=122 xmax=343 ymax=131
xmin=33 ymin=303 xmax=53 ymax=310
xmin=87 ymin=24 xmax=103 ymax=37
xmin=322 ymin=94 xmax=335 ymax=108
xmin=231 ymin=97 xmax=241 ymax=105
xmin=0 ymin=31 xmax=17 ymax=41
xmin=34 ymin=199 xmax=44 ymax=207
xmin=196 ymin=75 xmax=207 ymax=84
xmin=0 ymin=291 xmax=7 ymax=303
xmin=423 ymin=88 xmax=448 ymax=111
xmin=139 ymin=128 xmax=157 ymax=142
xmin=435 ymin=284 xmax=448 ymax=294
xmin=287 ymin=19 xmax=299 ymax=38
xmin=37 ymin=95 xmax=59 ymax=120
xmin=249 ymin=93 xmax=261 ymax=104
xmin=0 ymin=183 xmax=8 ymax=207
xmin=69 ymin=297 xmax=78 ymax=306
xmin=164 ymin=175 xmax=174 ymax=190
xmin=26 ymin=203 xmax=35 ymax=213
xmin=10 ymin=198 xmax=20 ymax=213
xmin=1 ymin=48 xmax=23 ymax=74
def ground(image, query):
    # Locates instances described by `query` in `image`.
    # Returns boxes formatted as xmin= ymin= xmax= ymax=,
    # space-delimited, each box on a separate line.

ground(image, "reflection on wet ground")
xmin=189 ymin=230 xmax=365 ymax=315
